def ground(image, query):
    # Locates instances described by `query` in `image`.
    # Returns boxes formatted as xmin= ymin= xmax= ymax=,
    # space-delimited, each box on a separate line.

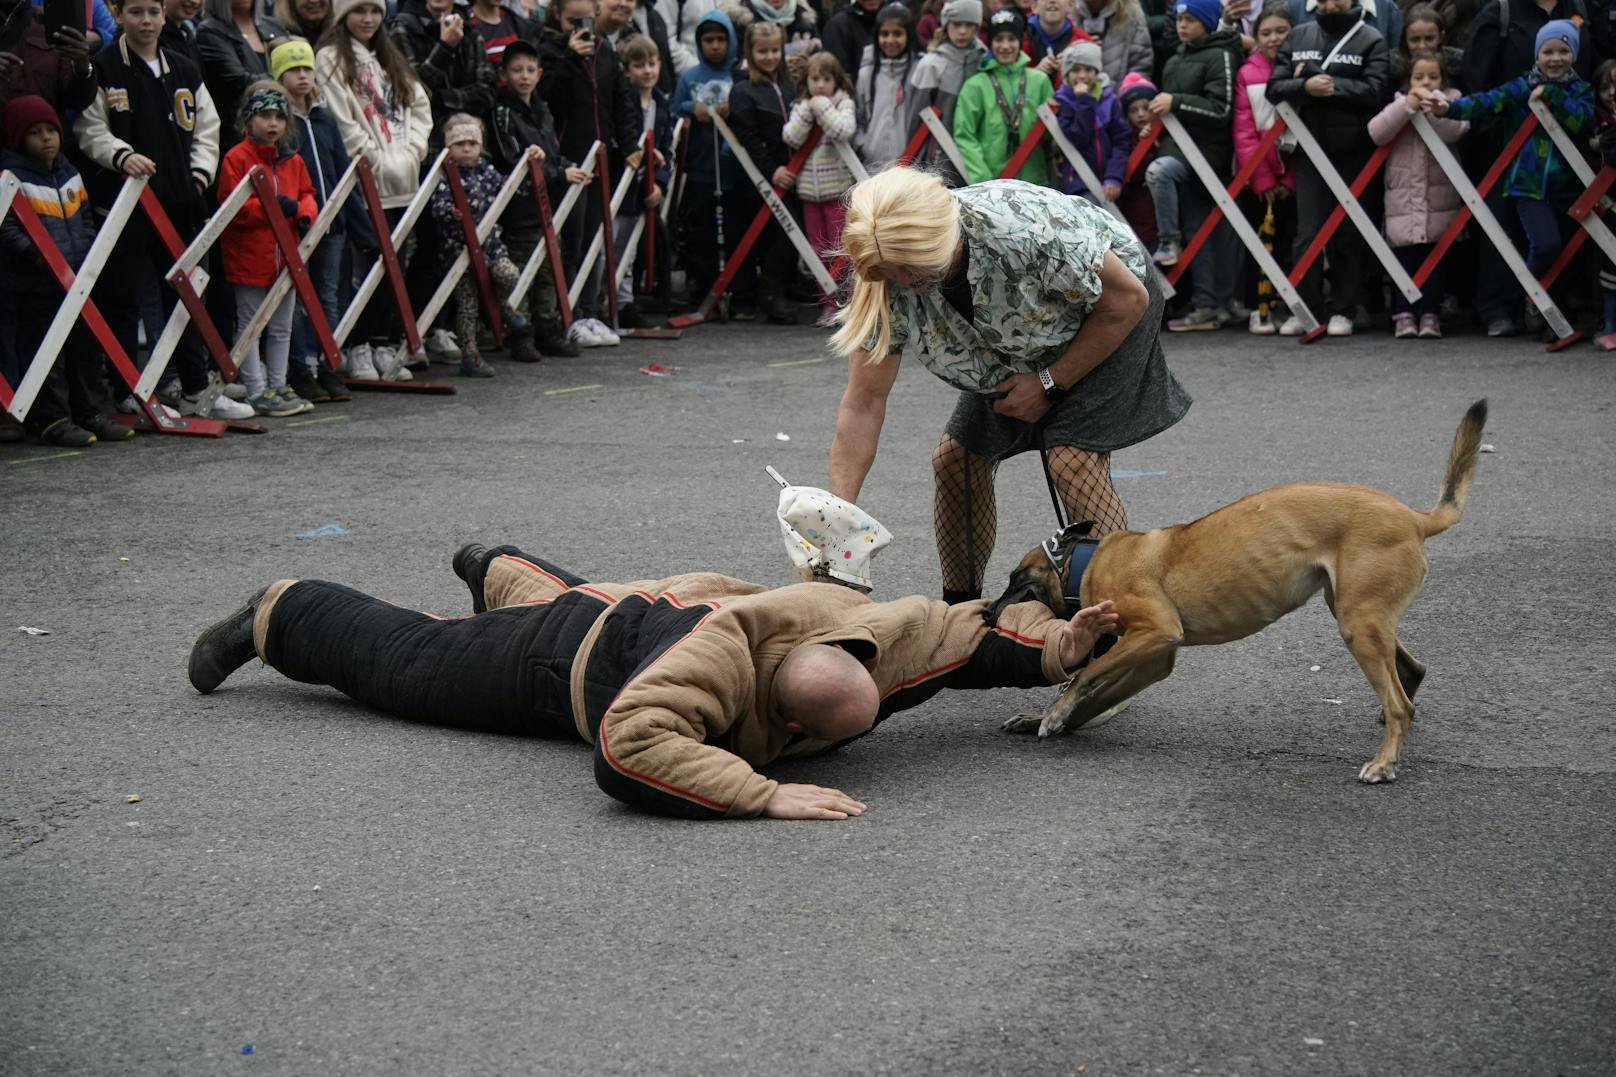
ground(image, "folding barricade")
xmin=1526 ymin=97 xmax=1616 ymax=338
xmin=1405 ymin=111 xmax=1579 ymax=347
xmin=612 ymin=121 xmax=688 ymax=338
xmin=507 ymin=141 xmax=597 ymax=328
xmin=0 ymin=174 xmax=233 ymax=437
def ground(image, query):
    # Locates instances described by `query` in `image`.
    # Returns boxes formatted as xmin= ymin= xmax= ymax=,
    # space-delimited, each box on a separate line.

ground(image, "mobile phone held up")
xmin=41 ymin=0 xmax=86 ymax=42
xmin=573 ymin=14 xmax=593 ymax=39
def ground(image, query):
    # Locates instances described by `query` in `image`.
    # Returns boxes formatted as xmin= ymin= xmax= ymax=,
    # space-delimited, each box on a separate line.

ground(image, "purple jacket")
xmin=1052 ymin=81 xmax=1131 ymax=197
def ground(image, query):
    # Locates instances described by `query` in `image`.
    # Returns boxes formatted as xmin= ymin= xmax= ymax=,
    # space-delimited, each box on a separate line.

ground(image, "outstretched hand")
xmin=765 ymin=782 xmax=867 ymax=820
xmin=1058 ymin=600 xmax=1119 ymax=670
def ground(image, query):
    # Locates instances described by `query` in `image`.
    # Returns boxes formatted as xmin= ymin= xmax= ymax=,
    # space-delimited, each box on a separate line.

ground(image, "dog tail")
xmin=1421 ymin=399 xmax=1487 ymax=538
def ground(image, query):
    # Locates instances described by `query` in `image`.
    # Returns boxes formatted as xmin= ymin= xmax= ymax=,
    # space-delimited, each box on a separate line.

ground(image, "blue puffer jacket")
xmin=0 ymin=148 xmax=97 ymax=294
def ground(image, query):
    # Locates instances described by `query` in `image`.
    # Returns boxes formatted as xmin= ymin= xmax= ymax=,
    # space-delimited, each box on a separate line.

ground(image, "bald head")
xmin=774 ymin=644 xmax=880 ymax=741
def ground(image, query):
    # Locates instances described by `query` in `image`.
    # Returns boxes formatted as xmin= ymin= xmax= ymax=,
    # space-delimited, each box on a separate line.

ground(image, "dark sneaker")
xmin=538 ymin=323 xmax=580 ymax=357
xmin=289 ymin=367 xmax=329 ymax=404
xmin=451 ymin=543 xmax=492 ymax=613
xmin=508 ymin=328 xmax=541 ymax=363
xmin=617 ymin=304 xmax=649 ymax=330
xmin=765 ymin=297 xmax=799 ymax=325
xmin=188 ymin=585 xmax=269 ymax=693
xmin=32 ymin=417 xmax=96 ymax=446
xmin=314 ymin=366 xmax=352 ymax=401
xmin=247 ymin=390 xmax=303 ymax=417
xmin=80 ymin=413 xmax=135 ymax=442
xmin=460 ymin=353 xmax=496 ymax=378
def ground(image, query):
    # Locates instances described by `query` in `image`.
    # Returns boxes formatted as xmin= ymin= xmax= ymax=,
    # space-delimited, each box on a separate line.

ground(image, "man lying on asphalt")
xmin=188 ymin=543 xmax=1118 ymax=820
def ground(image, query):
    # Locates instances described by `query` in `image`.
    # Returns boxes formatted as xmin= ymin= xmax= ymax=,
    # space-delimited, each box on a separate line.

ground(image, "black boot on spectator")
xmin=81 ymin=414 xmax=135 ymax=442
xmin=29 ymin=417 xmax=95 ymax=447
xmin=188 ymin=585 xmax=269 ymax=693
xmin=451 ymin=543 xmax=493 ymax=613
xmin=537 ymin=321 xmax=580 ymax=357
xmin=0 ymin=414 xmax=24 ymax=442
xmin=460 ymin=353 xmax=496 ymax=378
xmin=617 ymin=304 xmax=648 ymax=330
xmin=314 ymin=367 xmax=352 ymax=401
xmin=508 ymin=325 xmax=541 ymax=363
xmin=289 ymin=367 xmax=329 ymax=404
xmin=766 ymin=296 xmax=800 ymax=326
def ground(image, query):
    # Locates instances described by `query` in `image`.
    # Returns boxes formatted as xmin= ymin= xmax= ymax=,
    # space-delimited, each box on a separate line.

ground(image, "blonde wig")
xmin=829 ymin=167 xmax=962 ymax=360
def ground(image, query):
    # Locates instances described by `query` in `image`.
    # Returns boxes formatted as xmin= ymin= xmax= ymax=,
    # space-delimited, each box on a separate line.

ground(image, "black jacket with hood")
xmin=1266 ymin=6 xmax=1388 ymax=157
xmin=536 ymin=21 xmax=642 ymax=164
xmin=388 ymin=0 xmax=499 ymax=142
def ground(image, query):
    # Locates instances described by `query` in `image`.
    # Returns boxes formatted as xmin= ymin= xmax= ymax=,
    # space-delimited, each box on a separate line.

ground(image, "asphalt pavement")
xmin=3 ymin=315 xmax=1613 ymax=1076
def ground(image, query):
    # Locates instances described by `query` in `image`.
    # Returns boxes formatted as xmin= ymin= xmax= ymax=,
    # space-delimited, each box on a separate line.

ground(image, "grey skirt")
xmin=944 ymin=274 xmax=1190 ymax=461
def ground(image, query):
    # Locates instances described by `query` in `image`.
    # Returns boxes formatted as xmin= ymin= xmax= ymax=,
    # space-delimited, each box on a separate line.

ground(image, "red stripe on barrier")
xmin=596 ymin=143 xmax=621 ymax=328
xmin=894 ymin=121 xmax=932 ymax=168
xmin=1413 ymin=115 xmax=1538 ymax=288
xmin=526 ymin=155 xmax=575 ymax=330
xmin=1287 ymin=135 xmax=1398 ymax=285
xmin=140 ymin=184 xmax=244 ymax=383
xmin=1165 ymin=120 xmax=1287 ymax=287
xmin=354 ymin=158 xmax=425 ymax=355
xmin=1542 ymin=167 xmax=1616 ymax=288
xmin=997 ymin=116 xmax=1046 ymax=181
xmin=1123 ymin=121 xmax=1162 ymax=185
xmin=246 ymin=168 xmax=343 ymax=371
xmin=444 ymin=160 xmax=506 ymax=344
xmin=641 ymin=130 xmax=657 ymax=293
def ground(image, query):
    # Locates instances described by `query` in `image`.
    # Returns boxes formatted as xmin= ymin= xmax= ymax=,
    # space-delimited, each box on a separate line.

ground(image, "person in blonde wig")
xmin=828 ymin=168 xmax=1191 ymax=603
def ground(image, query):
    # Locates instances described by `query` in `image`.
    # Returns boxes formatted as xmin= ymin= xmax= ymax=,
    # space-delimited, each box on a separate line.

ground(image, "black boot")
xmin=508 ymin=325 xmax=541 ymax=363
xmin=537 ymin=321 xmax=581 ymax=357
xmin=188 ymin=585 xmax=269 ymax=693
xmin=766 ymin=295 xmax=800 ymax=325
xmin=451 ymin=543 xmax=492 ymax=613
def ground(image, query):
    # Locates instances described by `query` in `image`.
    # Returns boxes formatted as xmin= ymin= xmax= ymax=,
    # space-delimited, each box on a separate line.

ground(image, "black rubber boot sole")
xmin=451 ymin=543 xmax=492 ymax=614
xmin=188 ymin=585 xmax=269 ymax=694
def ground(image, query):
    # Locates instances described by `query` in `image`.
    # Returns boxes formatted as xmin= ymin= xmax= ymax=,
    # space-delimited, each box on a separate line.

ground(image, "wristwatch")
xmin=1037 ymin=367 xmax=1063 ymax=399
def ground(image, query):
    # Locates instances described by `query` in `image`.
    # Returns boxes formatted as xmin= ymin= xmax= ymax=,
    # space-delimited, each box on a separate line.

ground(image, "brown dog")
xmin=984 ymin=400 xmax=1487 ymax=783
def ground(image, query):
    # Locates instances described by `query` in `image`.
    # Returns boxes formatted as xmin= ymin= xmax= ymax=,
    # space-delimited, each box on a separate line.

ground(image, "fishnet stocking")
xmin=1045 ymin=445 xmax=1128 ymax=535
xmin=932 ymin=434 xmax=999 ymax=598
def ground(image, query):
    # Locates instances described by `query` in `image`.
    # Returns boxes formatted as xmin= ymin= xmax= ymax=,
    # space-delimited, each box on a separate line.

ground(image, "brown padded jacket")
xmin=485 ymin=556 xmax=1088 ymax=819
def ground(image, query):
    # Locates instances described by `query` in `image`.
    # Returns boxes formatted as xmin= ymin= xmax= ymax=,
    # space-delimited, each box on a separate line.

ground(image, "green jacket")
xmin=1158 ymin=28 xmax=1242 ymax=175
xmin=953 ymin=53 xmax=1055 ymax=186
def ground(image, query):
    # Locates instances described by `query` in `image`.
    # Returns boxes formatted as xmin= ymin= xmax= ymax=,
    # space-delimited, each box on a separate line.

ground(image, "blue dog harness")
xmin=1039 ymin=529 xmax=1102 ymax=609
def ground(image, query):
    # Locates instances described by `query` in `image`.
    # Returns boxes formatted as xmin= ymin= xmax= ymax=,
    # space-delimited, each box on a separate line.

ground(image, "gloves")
xmin=295 ymin=216 xmax=311 ymax=237
xmin=276 ymin=195 xmax=300 ymax=219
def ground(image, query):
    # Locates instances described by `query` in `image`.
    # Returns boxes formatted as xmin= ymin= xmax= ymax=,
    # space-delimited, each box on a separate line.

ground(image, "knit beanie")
xmin=940 ymin=0 xmax=982 ymax=25
xmin=3 ymin=95 xmax=60 ymax=148
xmin=1174 ymin=0 xmax=1221 ymax=34
xmin=876 ymin=1 xmax=910 ymax=27
xmin=269 ymin=38 xmax=316 ymax=81
xmin=331 ymin=0 xmax=383 ymax=27
xmin=1117 ymin=70 xmax=1156 ymax=107
xmin=1534 ymin=18 xmax=1580 ymax=60
xmin=987 ymin=6 xmax=1026 ymax=41
xmin=1059 ymin=39 xmax=1102 ymax=73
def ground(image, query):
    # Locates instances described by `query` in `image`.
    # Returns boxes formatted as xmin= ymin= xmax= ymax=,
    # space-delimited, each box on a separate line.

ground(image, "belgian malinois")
xmin=984 ymin=400 xmax=1487 ymax=783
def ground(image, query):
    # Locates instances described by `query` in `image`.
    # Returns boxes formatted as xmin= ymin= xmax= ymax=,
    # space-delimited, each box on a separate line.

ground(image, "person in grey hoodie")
xmin=906 ymin=0 xmax=985 ymax=182
xmin=854 ymin=2 xmax=918 ymax=168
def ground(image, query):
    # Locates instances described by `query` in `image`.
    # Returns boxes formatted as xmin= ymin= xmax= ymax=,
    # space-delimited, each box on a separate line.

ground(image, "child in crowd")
xmin=671 ymin=9 xmax=742 ymax=314
xmin=955 ymin=7 xmax=1053 ymax=184
xmin=1232 ymin=2 xmax=1294 ymax=334
xmin=271 ymin=37 xmax=359 ymax=404
xmin=539 ymin=0 xmax=637 ymax=347
xmin=1023 ymin=0 xmax=1084 ymax=78
xmin=218 ymin=83 xmax=319 ymax=417
xmin=1144 ymin=0 xmax=1243 ymax=331
xmin=729 ymin=20 xmax=802 ymax=325
xmin=77 ymin=0 xmax=253 ymax=420
xmin=1050 ymin=39 xmax=1130 ymax=201
xmin=0 ymin=97 xmax=130 ymax=446
xmin=782 ymin=50 xmax=857 ymax=322
xmin=1369 ymin=49 xmax=1465 ymax=339
xmin=1389 ymin=4 xmax=1462 ymax=91
xmin=1115 ymin=70 xmax=1158 ymax=250
xmin=316 ymin=0 xmax=432 ymax=379
xmin=906 ymin=0 xmax=984 ymax=181
xmin=487 ymin=39 xmax=583 ymax=358
xmin=1427 ymin=19 xmax=1590 ymax=339
xmin=429 ymin=114 xmax=543 ymax=376
xmin=915 ymin=0 xmax=945 ymax=47
xmin=467 ymin=0 xmax=540 ymax=68
xmin=1266 ymin=0 xmax=1386 ymax=337
xmin=853 ymin=2 xmax=917 ymax=170
xmin=614 ymin=35 xmax=674 ymax=329
xmin=1593 ymin=59 xmax=1616 ymax=349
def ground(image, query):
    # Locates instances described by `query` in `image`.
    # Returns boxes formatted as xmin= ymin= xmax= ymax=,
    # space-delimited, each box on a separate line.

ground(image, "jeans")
xmin=1144 ymin=154 xmax=1236 ymax=311
xmin=290 ymin=235 xmax=343 ymax=376
xmin=1514 ymin=196 xmax=1576 ymax=278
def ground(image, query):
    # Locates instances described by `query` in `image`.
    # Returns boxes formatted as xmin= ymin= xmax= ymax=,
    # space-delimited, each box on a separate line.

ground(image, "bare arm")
xmin=827 ymin=350 xmax=901 ymax=502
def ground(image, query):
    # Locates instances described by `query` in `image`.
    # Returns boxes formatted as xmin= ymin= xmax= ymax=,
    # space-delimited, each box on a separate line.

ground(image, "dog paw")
xmin=1038 ymin=714 xmax=1072 ymax=738
xmin=1357 ymin=760 xmax=1398 ymax=784
xmin=1001 ymin=712 xmax=1044 ymax=734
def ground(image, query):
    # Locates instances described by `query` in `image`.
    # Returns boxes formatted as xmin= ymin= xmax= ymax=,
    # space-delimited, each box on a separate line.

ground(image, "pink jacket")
xmin=1368 ymin=90 xmax=1468 ymax=248
xmin=1232 ymin=51 xmax=1295 ymax=197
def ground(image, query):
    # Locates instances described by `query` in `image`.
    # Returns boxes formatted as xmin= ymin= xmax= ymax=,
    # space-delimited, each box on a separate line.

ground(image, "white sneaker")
xmin=372 ymin=344 xmax=413 ymax=381
xmin=345 ymin=343 xmax=379 ymax=380
xmin=1326 ymin=314 xmax=1354 ymax=337
xmin=583 ymin=318 xmax=620 ymax=346
xmin=221 ymin=382 xmax=248 ymax=401
xmin=568 ymin=321 xmax=603 ymax=348
xmin=178 ymin=385 xmax=254 ymax=421
xmin=425 ymin=327 xmax=463 ymax=362
xmin=1277 ymin=315 xmax=1306 ymax=337
xmin=208 ymin=395 xmax=255 ymax=420
xmin=1248 ymin=311 xmax=1276 ymax=336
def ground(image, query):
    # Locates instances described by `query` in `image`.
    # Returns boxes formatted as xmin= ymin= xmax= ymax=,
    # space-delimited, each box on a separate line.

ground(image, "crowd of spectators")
xmin=0 ymin=0 xmax=1610 ymax=446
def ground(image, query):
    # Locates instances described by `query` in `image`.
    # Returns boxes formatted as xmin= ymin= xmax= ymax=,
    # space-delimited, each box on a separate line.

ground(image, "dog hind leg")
xmin=1395 ymin=640 xmax=1426 ymax=700
xmin=1336 ymin=608 xmax=1416 ymax=784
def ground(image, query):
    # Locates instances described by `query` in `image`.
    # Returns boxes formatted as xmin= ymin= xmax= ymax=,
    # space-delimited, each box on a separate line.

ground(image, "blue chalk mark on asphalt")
xmin=295 ymin=523 xmax=350 ymax=539
xmin=241 ymin=1044 xmax=255 ymax=1055
xmin=1110 ymin=470 xmax=1169 ymax=480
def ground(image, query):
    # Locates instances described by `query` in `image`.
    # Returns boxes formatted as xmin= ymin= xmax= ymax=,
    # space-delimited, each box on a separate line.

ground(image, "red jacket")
xmin=217 ymin=137 xmax=317 ymax=287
